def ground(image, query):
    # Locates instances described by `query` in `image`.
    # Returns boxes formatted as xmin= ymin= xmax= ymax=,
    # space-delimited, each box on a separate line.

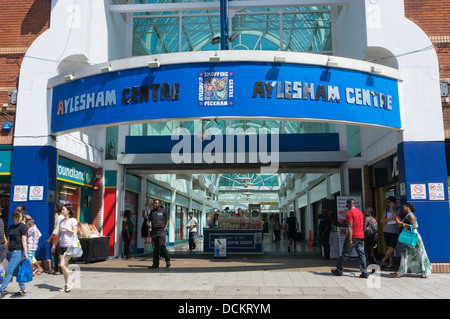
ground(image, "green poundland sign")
xmin=57 ymin=157 xmax=94 ymax=187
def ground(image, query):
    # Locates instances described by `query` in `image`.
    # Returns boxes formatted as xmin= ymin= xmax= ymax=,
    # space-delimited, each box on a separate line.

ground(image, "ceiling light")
xmin=211 ymin=36 xmax=221 ymax=45
xmin=229 ymin=33 xmax=238 ymax=43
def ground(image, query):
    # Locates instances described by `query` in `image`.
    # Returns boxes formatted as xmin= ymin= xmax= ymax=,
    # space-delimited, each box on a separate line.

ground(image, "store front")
xmin=56 ymin=157 xmax=93 ymax=222
xmin=8 ymin=1 xmax=450 ymax=267
xmin=0 ymin=147 xmax=12 ymax=232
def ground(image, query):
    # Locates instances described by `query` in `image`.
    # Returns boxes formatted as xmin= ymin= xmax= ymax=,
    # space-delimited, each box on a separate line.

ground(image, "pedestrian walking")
xmin=122 ymin=210 xmax=135 ymax=259
xmin=186 ymin=212 xmax=198 ymax=251
xmin=319 ymin=210 xmax=331 ymax=259
xmin=273 ymin=217 xmax=281 ymax=243
xmin=381 ymin=196 xmax=401 ymax=270
xmin=331 ymin=199 xmax=370 ymax=278
xmin=51 ymin=204 xmax=78 ymax=292
xmin=0 ymin=207 xmax=6 ymax=263
xmin=268 ymin=216 xmax=275 ymax=243
xmin=46 ymin=202 xmax=64 ymax=275
xmin=147 ymin=199 xmax=171 ymax=269
xmin=0 ymin=209 xmax=28 ymax=297
xmin=286 ymin=211 xmax=299 ymax=252
xmin=364 ymin=207 xmax=378 ymax=268
xmin=25 ymin=217 xmax=43 ymax=276
xmin=391 ymin=202 xmax=432 ymax=278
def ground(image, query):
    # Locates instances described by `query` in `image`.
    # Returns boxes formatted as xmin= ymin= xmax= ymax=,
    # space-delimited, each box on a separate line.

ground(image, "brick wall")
xmin=0 ymin=0 xmax=50 ymax=144
xmin=404 ymin=0 xmax=450 ymax=79
xmin=404 ymin=0 xmax=450 ymax=135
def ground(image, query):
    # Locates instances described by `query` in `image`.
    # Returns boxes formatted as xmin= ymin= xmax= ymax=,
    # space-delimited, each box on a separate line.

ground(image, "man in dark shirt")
xmin=147 ymin=199 xmax=171 ymax=269
xmin=286 ymin=211 xmax=299 ymax=252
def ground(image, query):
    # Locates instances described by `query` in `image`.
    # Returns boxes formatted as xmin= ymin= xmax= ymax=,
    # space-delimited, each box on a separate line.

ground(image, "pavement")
xmin=1 ymin=240 xmax=450 ymax=306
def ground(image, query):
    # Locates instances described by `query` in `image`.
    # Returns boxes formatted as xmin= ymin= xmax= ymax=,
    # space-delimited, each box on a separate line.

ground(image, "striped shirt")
xmin=27 ymin=224 xmax=42 ymax=251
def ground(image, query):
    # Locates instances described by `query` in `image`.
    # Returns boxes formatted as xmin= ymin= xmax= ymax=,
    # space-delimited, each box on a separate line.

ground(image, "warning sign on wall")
xmin=13 ymin=185 xmax=28 ymax=202
xmin=410 ymin=184 xmax=426 ymax=200
xmin=428 ymin=183 xmax=445 ymax=201
xmin=29 ymin=186 xmax=44 ymax=201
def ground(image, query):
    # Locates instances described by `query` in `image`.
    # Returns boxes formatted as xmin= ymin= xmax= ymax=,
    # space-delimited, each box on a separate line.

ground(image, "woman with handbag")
xmin=391 ymin=202 xmax=432 ymax=278
xmin=363 ymin=207 xmax=378 ymax=268
xmin=0 ymin=209 xmax=28 ymax=298
xmin=51 ymin=204 xmax=78 ymax=292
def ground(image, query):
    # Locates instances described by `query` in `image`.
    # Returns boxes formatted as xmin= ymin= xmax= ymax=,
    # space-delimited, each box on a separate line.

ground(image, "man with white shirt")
xmin=186 ymin=212 xmax=198 ymax=251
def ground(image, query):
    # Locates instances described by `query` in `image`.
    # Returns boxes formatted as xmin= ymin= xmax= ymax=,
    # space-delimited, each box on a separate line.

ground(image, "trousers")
xmin=335 ymin=237 xmax=369 ymax=277
xmin=151 ymin=233 xmax=170 ymax=266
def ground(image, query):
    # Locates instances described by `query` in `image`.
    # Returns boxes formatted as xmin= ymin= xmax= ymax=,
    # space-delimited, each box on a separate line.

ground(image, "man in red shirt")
xmin=331 ymin=199 xmax=370 ymax=278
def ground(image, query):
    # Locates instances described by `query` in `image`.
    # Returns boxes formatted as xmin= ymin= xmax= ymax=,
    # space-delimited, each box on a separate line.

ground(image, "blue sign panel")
xmin=51 ymin=62 xmax=400 ymax=134
xmin=203 ymin=229 xmax=262 ymax=253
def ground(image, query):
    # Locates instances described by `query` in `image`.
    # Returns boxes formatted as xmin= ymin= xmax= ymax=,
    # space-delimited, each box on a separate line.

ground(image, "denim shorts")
xmin=59 ymin=247 xmax=68 ymax=256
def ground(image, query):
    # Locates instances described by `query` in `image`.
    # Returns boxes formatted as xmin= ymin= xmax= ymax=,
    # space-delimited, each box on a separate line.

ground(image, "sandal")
xmin=391 ymin=273 xmax=402 ymax=278
xmin=417 ymin=275 xmax=428 ymax=279
xmin=13 ymin=290 xmax=27 ymax=296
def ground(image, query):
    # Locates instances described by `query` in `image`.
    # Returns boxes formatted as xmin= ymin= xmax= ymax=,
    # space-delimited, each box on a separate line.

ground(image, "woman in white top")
xmin=381 ymin=196 xmax=401 ymax=270
xmin=51 ymin=204 xmax=77 ymax=292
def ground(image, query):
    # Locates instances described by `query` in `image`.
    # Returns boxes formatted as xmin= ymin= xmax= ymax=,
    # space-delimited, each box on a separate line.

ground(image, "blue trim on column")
xmin=9 ymin=146 xmax=58 ymax=261
xmin=398 ymin=141 xmax=450 ymax=262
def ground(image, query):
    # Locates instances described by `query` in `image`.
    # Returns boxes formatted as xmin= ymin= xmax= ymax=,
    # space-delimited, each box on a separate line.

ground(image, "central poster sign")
xmin=51 ymin=61 xmax=401 ymax=134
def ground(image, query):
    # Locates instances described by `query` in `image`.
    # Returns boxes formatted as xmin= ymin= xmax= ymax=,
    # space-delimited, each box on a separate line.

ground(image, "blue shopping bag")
xmin=398 ymin=225 xmax=418 ymax=247
xmin=16 ymin=259 xmax=33 ymax=283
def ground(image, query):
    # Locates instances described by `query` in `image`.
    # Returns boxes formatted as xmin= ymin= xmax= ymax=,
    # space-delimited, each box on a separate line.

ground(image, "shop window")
xmin=348 ymin=168 xmax=363 ymax=199
xmin=347 ymin=125 xmax=361 ymax=157
xmin=57 ymin=183 xmax=80 ymax=219
xmin=106 ymin=126 xmax=118 ymax=160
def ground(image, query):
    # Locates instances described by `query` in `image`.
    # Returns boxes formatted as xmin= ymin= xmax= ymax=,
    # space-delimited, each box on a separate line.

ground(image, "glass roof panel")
xmin=218 ymin=173 xmax=279 ymax=187
xmin=132 ymin=1 xmax=332 ymax=55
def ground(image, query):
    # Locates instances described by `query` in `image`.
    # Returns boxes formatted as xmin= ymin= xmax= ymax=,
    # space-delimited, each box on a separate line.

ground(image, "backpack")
xmin=141 ymin=217 xmax=149 ymax=238
xmin=364 ymin=218 xmax=378 ymax=239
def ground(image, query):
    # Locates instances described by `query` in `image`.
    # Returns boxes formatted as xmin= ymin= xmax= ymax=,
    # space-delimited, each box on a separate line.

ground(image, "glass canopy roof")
xmin=132 ymin=0 xmax=332 ymax=55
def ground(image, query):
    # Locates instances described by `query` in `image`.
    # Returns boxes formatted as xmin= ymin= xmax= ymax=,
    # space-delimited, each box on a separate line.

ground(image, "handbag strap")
xmin=402 ymin=212 xmax=411 ymax=222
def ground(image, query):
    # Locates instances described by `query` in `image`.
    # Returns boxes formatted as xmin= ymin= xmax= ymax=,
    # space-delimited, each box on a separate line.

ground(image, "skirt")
xmin=397 ymin=232 xmax=432 ymax=276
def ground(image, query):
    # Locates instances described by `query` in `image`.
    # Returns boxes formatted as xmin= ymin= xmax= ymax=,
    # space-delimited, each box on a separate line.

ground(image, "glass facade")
xmin=132 ymin=1 xmax=332 ymax=55
xmin=130 ymin=120 xmax=335 ymax=136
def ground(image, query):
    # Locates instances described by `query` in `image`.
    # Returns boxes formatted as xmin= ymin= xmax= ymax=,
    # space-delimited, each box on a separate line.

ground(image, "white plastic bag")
xmin=66 ymin=236 xmax=83 ymax=258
